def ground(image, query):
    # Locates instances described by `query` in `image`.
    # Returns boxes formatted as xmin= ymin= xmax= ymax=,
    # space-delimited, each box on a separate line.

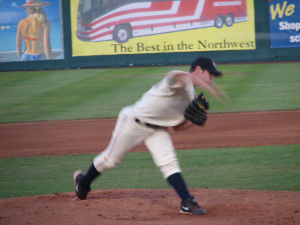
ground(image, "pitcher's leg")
xmin=145 ymin=129 xmax=181 ymax=178
xmin=145 ymin=129 xmax=191 ymax=199
xmin=93 ymin=109 xmax=149 ymax=173
xmin=145 ymin=129 xmax=206 ymax=215
xmin=74 ymin=107 xmax=152 ymax=199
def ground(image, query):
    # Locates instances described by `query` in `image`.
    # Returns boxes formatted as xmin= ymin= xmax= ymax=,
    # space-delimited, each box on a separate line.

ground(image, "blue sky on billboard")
xmin=0 ymin=0 xmax=61 ymax=23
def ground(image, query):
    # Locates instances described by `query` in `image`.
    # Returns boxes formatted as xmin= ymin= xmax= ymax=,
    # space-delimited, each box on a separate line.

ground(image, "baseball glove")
xmin=184 ymin=92 xmax=209 ymax=126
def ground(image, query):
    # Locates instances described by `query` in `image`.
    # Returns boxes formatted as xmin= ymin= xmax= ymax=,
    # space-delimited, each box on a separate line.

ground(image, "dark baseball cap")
xmin=190 ymin=57 xmax=223 ymax=77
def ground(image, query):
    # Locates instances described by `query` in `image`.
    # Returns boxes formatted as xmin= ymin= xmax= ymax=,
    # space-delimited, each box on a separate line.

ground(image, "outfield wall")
xmin=0 ymin=0 xmax=299 ymax=71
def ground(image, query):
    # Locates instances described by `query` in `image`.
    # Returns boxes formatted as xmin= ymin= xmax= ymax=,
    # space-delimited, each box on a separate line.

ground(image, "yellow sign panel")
xmin=71 ymin=0 xmax=255 ymax=56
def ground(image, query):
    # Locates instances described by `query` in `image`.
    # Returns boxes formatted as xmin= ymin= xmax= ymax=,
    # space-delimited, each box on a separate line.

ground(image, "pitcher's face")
xmin=191 ymin=66 xmax=214 ymax=86
xmin=201 ymin=70 xmax=214 ymax=84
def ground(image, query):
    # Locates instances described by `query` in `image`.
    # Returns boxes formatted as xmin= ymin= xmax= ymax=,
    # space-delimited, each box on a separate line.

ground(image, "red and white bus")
xmin=76 ymin=0 xmax=248 ymax=43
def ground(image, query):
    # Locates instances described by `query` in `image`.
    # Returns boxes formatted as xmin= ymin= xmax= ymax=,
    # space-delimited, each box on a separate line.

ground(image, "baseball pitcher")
xmin=74 ymin=56 xmax=228 ymax=215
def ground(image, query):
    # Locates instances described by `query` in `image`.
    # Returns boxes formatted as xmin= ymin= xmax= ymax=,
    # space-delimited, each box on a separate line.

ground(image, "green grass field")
xmin=0 ymin=145 xmax=299 ymax=198
xmin=0 ymin=62 xmax=300 ymax=198
xmin=0 ymin=62 xmax=300 ymax=123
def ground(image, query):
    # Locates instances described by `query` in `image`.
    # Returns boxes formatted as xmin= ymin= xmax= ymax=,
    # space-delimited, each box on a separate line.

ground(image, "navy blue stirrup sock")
xmin=167 ymin=172 xmax=191 ymax=201
xmin=83 ymin=163 xmax=101 ymax=188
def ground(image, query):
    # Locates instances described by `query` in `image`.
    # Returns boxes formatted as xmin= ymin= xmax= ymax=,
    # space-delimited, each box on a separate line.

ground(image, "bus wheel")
xmin=214 ymin=14 xmax=224 ymax=28
xmin=225 ymin=13 xmax=234 ymax=27
xmin=113 ymin=24 xmax=132 ymax=43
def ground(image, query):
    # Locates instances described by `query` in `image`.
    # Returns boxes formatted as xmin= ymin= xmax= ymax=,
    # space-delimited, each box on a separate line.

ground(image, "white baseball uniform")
xmin=93 ymin=70 xmax=195 ymax=178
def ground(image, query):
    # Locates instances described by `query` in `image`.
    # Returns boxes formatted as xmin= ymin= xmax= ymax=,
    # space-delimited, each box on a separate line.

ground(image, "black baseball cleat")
xmin=73 ymin=170 xmax=91 ymax=200
xmin=180 ymin=196 xmax=206 ymax=215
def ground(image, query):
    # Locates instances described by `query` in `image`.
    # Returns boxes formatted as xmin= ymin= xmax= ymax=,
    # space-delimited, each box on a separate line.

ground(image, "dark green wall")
xmin=1 ymin=0 xmax=299 ymax=72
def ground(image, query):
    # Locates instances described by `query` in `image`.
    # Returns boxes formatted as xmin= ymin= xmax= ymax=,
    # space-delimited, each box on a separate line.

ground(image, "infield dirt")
xmin=0 ymin=110 xmax=300 ymax=225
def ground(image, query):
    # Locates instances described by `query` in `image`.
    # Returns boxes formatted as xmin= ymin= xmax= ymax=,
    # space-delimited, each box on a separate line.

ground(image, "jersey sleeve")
xmin=165 ymin=70 xmax=191 ymax=90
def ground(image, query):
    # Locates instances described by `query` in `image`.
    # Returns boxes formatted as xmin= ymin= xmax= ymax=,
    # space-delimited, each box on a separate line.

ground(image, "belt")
xmin=135 ymin=118 xmax=162 ymax=129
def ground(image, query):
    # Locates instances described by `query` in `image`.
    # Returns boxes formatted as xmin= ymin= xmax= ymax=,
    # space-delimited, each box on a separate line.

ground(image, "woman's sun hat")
xmin=19 ymin=0 xmax=50 ymax=7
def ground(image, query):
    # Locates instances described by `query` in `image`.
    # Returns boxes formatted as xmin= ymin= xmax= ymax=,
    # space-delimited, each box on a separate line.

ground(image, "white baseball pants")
xmin=93 ymin=106 xmax=181 ymax=178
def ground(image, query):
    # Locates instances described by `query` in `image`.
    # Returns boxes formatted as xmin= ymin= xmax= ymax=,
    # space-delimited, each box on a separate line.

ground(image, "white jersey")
xmin=132 ymin=70 xmax=195 ymax=127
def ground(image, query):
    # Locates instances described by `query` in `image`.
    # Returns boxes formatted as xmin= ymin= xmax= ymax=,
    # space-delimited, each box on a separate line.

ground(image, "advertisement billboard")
xmin=71 ymin=0 xmax=256 ymax=56
xmin=0 ymin=0 xmax=64 ymax=62
xmin=269 ymin=0 xmax=300 ymax=48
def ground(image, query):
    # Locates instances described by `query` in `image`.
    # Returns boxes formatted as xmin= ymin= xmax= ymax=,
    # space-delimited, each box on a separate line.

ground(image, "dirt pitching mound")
xmin=1 ymin=189 xmax=300 ymax=225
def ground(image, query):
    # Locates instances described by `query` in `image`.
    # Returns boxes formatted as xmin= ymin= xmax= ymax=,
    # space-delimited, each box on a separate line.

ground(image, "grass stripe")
xmin=0 ymin=144 xmax=299 ymax=198
xmin=0 ymin=63 xmax=300 ymax=123
xmin=210 ymin=62 xmax=300 ymax=112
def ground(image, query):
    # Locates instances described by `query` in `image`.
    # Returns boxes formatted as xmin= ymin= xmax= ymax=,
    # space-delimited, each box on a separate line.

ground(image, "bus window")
xmin=78 ymin=0 xmax=105 ymax=24
xmin=77 ymin=0 xmax=187 ymax=31
xmin=78 ymin=0 xmax=182 ymax=25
